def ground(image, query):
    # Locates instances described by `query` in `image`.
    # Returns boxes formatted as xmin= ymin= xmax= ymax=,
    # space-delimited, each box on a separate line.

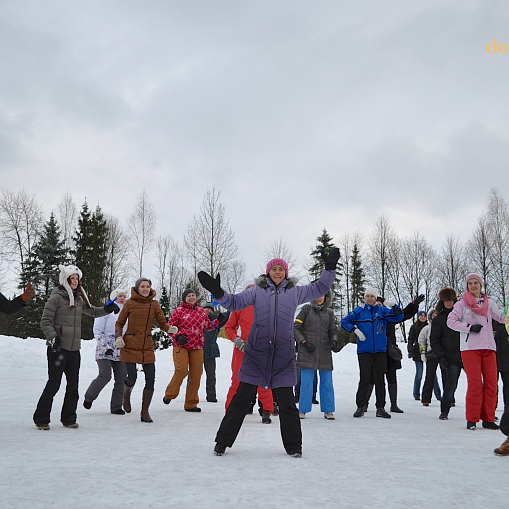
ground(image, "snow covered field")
xmin=0 ymin=336 xmax=506 ymax=509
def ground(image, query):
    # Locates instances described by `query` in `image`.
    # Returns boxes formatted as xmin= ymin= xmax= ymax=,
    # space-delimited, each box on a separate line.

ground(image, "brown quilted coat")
xmin=115 ymin=287 xmax=170 ymax=364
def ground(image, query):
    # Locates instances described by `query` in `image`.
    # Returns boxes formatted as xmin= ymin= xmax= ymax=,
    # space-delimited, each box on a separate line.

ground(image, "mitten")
xmin=168 ymin=325 xmax=178 ymax=334
xmin=322 ymin=247 xmax=340 ymax=271
xmin=21 ymin=282 xmax=36 ymax=302
xmin=302 ymin=341 xmax=315 ymax=353
xmin=384 ymin=300 xmax=395 ymax=308
xmin=354 ymin=327 xmax=366 ymax=341
xmin=175 ymin=335 xmax=188 ymax=345
xmin=104 ymin=302 xmax=120 ymax=314
xmin=234 ymin=336 xmax=246 ymax=352
xmin=217 ymin=313 xmax=226 ymax=323
xmin=470 ymin=324 xmax=483 ymax=333
xmin=197 ymin=271 xmax=224 ymax=299
xmin=115 ymin=336 xmax=125 ymax=348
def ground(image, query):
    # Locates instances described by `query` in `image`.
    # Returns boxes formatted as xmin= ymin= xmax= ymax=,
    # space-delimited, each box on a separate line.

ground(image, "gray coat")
xmin=40 ymin=286 xmax=108 ymax=351
xmin=294 ymin=290 xmax=339 ymax=371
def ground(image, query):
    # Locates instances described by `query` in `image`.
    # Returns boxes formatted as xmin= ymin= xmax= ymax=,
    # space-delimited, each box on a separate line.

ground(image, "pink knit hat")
xmin=266 ymin=258 xmax=289 ymax=276
xmin=465 ymin=273 xmax=483 ymax=287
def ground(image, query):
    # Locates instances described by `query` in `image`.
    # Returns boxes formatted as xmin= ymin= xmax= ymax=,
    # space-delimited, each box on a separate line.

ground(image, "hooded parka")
xmin=294 ymin=290 xmax=339 ymax=371
xmin=115 ymin=287 xmax=170 ymax=364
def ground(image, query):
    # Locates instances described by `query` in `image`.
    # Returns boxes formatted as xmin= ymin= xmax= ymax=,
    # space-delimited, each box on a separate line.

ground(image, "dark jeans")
xmin=125 ymin=362 xmax=155 ymax=391
xmin=296 ymin=368 xmax=318 ymax=395
xmin=33 ymin=348 xmax=81 ymax=425
xmin=422 ymin=358 xmax=447 ymax=403
xmin=441 ymin=362 xmax=462 ymax=415
xmin=203 ymin=357 xmax=216 ymax=398
xmin=216 ymin=382 xmax=301 ymax=454
xmin=356 ymin=352 xmax=387 ymax=409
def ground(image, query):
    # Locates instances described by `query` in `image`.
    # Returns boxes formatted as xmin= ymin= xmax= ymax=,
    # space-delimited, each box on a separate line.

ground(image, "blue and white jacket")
xmin=341 ymin=303 xmax=403 ymax=354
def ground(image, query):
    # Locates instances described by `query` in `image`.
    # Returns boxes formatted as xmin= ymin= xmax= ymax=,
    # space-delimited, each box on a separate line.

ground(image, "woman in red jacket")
xmin=225 ymin=280 xmax=274 ymax=423
xmin=163 ymin=288 xmax=223 ymax=412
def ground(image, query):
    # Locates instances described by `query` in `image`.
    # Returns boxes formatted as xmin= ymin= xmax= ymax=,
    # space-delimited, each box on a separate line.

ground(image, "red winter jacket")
xmin=225 ymin=306 xmax=254 ymax=342
xmin=168 ymin=302 xmax=221 ymax=350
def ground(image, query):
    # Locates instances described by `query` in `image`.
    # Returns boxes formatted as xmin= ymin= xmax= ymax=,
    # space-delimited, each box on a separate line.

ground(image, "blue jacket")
xmin=341 ymin=303 xmax=403 ymax=354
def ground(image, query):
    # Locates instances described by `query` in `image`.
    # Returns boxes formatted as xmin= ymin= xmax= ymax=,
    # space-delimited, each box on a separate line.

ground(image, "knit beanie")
xmin=417 ymin=310 xmax=427 ymax=317
xmin=58 ymin=264 xmax=84 ymax=308
xmin=465 ymin=273 xmax=484 ymax=287
xmin=202 ymin=302 xmax=214 ymax=311
xmin=182 ymin=288 xmax=195 ymax=302
xmin=110 ymin=288 xmax=126 ymax=301
xmin=134 ymin=277 xmax=152 ymax=293
xmin=364 ymin=287 xmax=377 ymax=298
xmin=266 ymin=258 xmax=289 ymax=276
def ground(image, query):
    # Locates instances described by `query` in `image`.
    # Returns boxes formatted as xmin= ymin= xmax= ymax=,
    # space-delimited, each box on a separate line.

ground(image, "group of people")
xmin=2 ymin=252 xmax=509 ymax=458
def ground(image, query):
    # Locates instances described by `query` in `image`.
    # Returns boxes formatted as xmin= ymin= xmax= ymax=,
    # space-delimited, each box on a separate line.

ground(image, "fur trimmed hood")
xmin=255 ymin=275 xmax=298 ymax=290
xmin=310 ymin=289 xmax=333 ymax=310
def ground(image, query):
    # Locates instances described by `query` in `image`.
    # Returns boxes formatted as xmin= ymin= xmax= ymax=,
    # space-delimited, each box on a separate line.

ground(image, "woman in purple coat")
xmin=198 ymin=248 xmax=340 ymax=457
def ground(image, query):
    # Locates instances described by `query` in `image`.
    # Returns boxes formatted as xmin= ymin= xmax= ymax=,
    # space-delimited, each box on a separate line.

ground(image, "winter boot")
xmin=439 ymin=412 xmax=448 ymax=420
xmin=83 ymin=400 xmax=92 ymax=410
xmin=35 ymin=423 xmax=50 ymax=430
xmin=261 ymin=410 xmax=272 ymax=424
xmin=376 ymin=407 xmax=391 ymax=418
xmin=482 ymin=421 xmax=499 ymax=430
xmin=299 ymin=412 xmax=306 ymax=419
xmin=214 ymin=443 xmax=226 ymax=456
xmin=363 ymin=383 xmax=374 ymax=412
xmin=494 ymin=436 xmax=509 ymax=456
xmin=324 ymin=412 xmax=335 ymax=420
xmin=467 ymin=421 xmax=477 ymax=430
xmin=312 ymin=393 xmax=319 ymax=405
xmin=123 ymin=383 xmax=134 ymax=413
xmin=272 ymin=401 xmax=280 ymax=416
xmin=140 ymin=389 xmax=154 ymax=423
xmin=388 ymin=383 xmax=404 ymax=413
xmin=353 ymin=407 xmax=365 ymax=418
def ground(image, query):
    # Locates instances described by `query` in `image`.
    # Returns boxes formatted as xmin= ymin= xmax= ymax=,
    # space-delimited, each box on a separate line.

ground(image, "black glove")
xmin=470 ymin=324 xmax=483 ymax=333
xmin=197 ymin=271 xmax=224 ymax=299
xmin=175 ymin=335 xmax=188 ymax=345
xmin=407 ymin=353 xmax=412 ymax=359
xmin=217 ymin=313 xmax=226 ymax=323
xmin=104 ymin=302 xmax=120 ymax=314
xmin=302 ymin=341 xmax=315 ymax=353
xmin=330 ymin=339 xmax=339 ymax=351
xmin=438 ymin=357 xmax=448 ymax=369
xmin=321 ymin=247 xmax=340 ymax=271
xmin=104 ymin=349 xmax=114 ymax=356
xmin=413 ymin=294 xmax=425 ymax=305
xmin=48 ymin=334 xmax=61 ymax=354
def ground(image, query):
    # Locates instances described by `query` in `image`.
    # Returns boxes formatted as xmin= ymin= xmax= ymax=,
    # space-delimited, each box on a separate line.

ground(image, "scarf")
xmin=462 ymin=291 xmax=490 ymax=316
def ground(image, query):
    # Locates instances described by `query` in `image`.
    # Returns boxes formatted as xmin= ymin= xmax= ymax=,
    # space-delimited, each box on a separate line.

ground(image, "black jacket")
xmin=429 ymin=307 xmax=462 ymax=365
xmin=494 ymin=322 xmax=509 ymax=373
xmin=0 ymin=292 xmax=25 ymax=315
xmin=408 ymin=319 xmax=428 ymax=362
xmin=386 ymin=301 xmax=417 ymax=370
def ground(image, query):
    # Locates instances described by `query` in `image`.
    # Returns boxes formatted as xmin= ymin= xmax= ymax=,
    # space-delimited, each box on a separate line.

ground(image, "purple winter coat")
xmin=216 ymin=269 xmax=335 ymax=389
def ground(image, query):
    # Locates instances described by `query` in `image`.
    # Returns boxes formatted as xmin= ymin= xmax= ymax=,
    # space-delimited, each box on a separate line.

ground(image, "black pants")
xmin=125 ymin=362 xmax=155 ymax=391
xmin=369 ymin=367 xmax=396 ymax=385
xmin=499 ymin=371 xmax=509 ymax=411
xmin=33 ymin=348 xmax=81 ymax=426
xmin=356 ymin=352 xmax=386 ymax=408
xmin=421 ymin=358 xmax=447 ymax=403
xmin=215 ymin=382 xmax=302 ymax=454
xmin=203 ymin=357 xmax=216 ymax=398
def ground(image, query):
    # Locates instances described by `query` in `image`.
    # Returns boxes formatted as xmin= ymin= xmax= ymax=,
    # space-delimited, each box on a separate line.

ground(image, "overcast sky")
xmin=1 ymin=0 xmax=508 ymax=284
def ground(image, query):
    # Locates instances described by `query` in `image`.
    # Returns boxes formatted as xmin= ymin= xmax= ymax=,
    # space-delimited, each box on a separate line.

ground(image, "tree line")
xmin=0 ymin=186 xmax=507 ymax=342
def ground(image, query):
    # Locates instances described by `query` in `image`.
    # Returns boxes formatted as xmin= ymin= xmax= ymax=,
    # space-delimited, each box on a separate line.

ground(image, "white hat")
xmin=110 ymin=288 xmax=126 ymax=301
xmin=58 ymin=264 xmax=85 ymax=308
xmin=364 ymin=287 xmax=378 ymax=298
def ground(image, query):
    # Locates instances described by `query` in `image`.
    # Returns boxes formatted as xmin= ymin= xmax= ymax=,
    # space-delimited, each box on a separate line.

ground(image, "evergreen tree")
xmin=152 ymin=286 xmax=172 ymax=350
xmin=350 ymin=242 xmax=365 ymax=308
xmin=308 ymin=228 xmax=342 ymax=310
xmin=71 ymin=202 xmax=108 ymax=338
xmin=13 ymin=213 xmax=68 ymax=338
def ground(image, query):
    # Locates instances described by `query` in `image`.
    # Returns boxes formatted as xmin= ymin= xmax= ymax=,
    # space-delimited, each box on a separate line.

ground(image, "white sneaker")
xmin=299 ymin=412 xmax=306 ymax=419
xmin=324 ymin=412 xmax=335 ymax=420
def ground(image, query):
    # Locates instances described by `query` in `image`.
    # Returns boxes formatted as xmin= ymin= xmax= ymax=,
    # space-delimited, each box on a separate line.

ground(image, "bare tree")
xmin=222 ymin=259 xmax=247 ymax=294
xmin=264 ymin=237 xmax=302 ymax=279
xmin=156 ymin=234 xmax=191 ymax=310
xmin=128 ymin=190 xmax=156 ymax=278
xmin=485 ymin=188 xmax=509 ymax=302
xmin=103 ymin=214 xmax=130 ymax=297
xmin=57 ymin=190 xmax=78 ymax=254
xmin=184 ymin=187 xmax=241 ymax=290
xmin=466 ymin=213 xmax=493 ymax=296
xmin=367 ymin=215 xmax=398 ymax=297
xmin=338 ymin=231 xmax=363 ymax=312
xmin=437 ymin=234 xmax=467 ymax=291
xmin=0 ymin=188 xmax=44 ymax=272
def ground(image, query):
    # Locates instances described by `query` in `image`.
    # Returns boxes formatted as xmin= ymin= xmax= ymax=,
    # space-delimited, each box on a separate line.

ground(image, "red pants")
xmin=225 ymin=347 xmax=274 ymax=413
xmin=461 ymin=349 xmax=498 ymax=423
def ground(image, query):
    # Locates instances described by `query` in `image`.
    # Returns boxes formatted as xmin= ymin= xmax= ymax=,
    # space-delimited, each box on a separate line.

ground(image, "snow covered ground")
xmin=0 ymin=336 xmax=506 ymax=509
